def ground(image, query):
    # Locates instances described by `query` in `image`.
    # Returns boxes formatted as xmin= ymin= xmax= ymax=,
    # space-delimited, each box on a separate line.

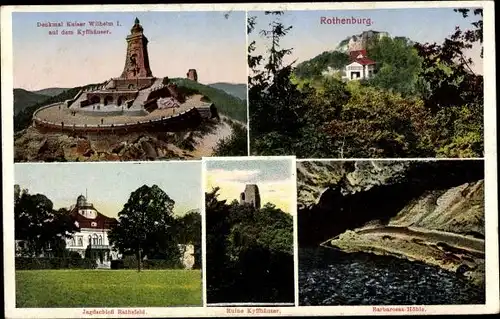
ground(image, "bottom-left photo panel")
xmin=13 ymin=161 xmax=203 ymax=308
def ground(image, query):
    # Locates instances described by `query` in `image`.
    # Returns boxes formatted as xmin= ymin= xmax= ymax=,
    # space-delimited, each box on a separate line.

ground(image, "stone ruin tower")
xmin=187 ymin=69 xmax=198 ymax=82
xmin=239 ymin=184 xmax=261 ymax=209
xmin=120 ymin=18 xmax=153 ymax=79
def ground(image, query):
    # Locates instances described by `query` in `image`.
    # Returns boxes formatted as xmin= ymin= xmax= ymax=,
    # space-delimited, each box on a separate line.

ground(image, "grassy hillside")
xmin=13 ymin=89 xmax=51 ymax=115
xmin=208 ymin=82 xmax=247 ymax=101
xmin=172 ymin=78 xmax=247 ymax=123
xmin=32 ymin=87 xmax=70 ymax=97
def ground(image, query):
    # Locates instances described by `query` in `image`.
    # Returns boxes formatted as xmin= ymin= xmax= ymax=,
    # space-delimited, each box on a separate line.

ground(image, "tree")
xmin=14 ymin=187 xmax=77 ymax=257
xmin=323 ymin=83 xmax=434 ymax=158
xmin=205 ymin=185 xmax=294 ymax=303
xmin=213 ymin=121 xmax=248 ymax=156
xmin=414 ymin=8 xmax=483 ymax=109
xmin=367 ymin=36 xmax=423 ymax=96
xmin=414 ymin=8 xmax=483 ymax=157
xmin=108 ymin=184 xmax=178 ymax=271
xmin=248 ymin=12 xmax=310 ymax=155
xmin=293 ymin=50 xmax=350 ymax=80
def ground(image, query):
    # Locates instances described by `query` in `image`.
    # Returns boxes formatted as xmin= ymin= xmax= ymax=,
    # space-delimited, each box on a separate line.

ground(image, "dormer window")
xmin=91 ymin=222 xmax=97 ymax=227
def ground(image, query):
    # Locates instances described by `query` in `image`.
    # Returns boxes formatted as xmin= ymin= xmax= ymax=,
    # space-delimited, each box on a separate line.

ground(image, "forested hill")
xmin=293 ymin=51 xmax=350 ymax=80
xmin=14 ymin=83 xmax=104 ymax=132
xmin=208 ymin=82 xmax=247 ymax=101
xmin=32 ymin=87 xmax=70 ymax=97
xmin=171 ymin=78 xmax=247 ymax=123
xmin=293 ymin=31 xmax=414 ymax=81
xmin=14 ymin=89 xmax=51 ymax=116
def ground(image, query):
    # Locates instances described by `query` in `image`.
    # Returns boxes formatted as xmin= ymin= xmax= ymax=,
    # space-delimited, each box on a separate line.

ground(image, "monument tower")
xmin=120 ymin=18 xmax=153 ymax=79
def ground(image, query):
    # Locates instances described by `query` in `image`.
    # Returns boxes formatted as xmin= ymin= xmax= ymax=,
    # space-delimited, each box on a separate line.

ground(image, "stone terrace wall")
xmin=33 ymin=106 xmax=205 ymax=135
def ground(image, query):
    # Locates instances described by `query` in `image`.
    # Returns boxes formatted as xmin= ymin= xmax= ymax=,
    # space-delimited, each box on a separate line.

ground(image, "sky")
xmin=205 ymin=158 xmax=295 ymax=214
xmin=14 ymin=162 xmax=202 ymax=218
xmin=12 ymin=11 xmax=246 ymax=90
xmin=249 ymin=7 xmax=483 ymax=74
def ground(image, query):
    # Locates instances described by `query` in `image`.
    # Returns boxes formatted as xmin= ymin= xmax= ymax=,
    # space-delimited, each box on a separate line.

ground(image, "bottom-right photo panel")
xmin=297 ymin=159 xmax=485 ymax=306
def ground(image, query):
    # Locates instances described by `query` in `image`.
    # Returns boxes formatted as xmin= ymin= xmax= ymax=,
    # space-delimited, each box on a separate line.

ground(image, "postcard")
xmin=11 ymin=10 xmax=248 ymax=162
xmin=1 ymin=2 xmax=498 ymax=318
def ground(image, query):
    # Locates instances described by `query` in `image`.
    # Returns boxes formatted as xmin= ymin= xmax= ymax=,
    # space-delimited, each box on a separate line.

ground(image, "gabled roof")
xmin=69 ymin=205 xmax=117 ymax=230
xmin=348 ymin=49 xmax=376 ymax=66
xmin=355 ymin=57 xmax=376 ymax=65
xmin=349 ymin=49 xmax=368 ymax=61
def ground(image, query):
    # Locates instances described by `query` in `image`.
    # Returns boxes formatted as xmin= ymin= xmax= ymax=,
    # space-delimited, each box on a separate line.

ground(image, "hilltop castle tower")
xmin=239 ymin=184 xmax=261 ymax=209
xmin=187 ymin=69 xmax=198 ymax=82
xmin=120 ymin=18 xmax=153 ymax=79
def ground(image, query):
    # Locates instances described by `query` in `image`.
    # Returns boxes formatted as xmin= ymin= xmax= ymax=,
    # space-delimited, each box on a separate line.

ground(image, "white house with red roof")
xmin=343 ymin=49 xmax=377 ymax=81
xmin=65 ymin=194 xmax=121 ymax=268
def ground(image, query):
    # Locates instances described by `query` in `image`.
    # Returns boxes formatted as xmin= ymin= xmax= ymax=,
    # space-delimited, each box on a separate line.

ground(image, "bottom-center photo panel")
xmin=203 ymin=157 xmax=297 ymax=307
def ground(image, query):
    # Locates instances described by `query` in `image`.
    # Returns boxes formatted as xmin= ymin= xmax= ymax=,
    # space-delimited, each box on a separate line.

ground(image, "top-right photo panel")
xmin=248 ymin=7 xmax=484 ymax=159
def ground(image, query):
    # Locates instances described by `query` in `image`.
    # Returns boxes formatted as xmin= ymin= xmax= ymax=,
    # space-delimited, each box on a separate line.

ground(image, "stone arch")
xmin=117 ymin=96 xmax=127 ymax=106
xmin=104 ymin=95 xmax=113 ymax=106
xmin=90 ymin=95 xmax=100 ymax=104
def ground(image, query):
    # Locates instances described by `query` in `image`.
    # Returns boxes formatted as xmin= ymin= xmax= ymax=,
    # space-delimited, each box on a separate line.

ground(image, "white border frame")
xmin=202 ymin=156 xmax=297 ymax=308
xmin=2 ymin=1 xmax=498 ymax=317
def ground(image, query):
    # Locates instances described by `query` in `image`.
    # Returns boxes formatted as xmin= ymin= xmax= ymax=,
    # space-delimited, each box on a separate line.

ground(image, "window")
xmin=71 ymin=237 xmax=76 ymax=246
xmin=93 ymin=234 xmax=98 ymax=245
xmin=78 ymin=237 xmax=83 ymax=247
xmin=98 ymin=235 xmax=103 ymax=246
xmin=88 ymin=235 xmax=92 ymax=246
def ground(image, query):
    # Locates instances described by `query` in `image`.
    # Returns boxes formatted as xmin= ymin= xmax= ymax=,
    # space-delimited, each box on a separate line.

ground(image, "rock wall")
xmin=389 ymin=180 xmax=485 ymax=236
xmin=335 ymin=30 xmax=390 ymax=52
xmin=297 ymin=160 xmax=485 ymax=245
xmin=297 ymin=160 xmax=486 ymax=286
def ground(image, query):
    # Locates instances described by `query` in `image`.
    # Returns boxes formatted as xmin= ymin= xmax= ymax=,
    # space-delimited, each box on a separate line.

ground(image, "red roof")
xmin=348 ymin=49 xmax=376 ymax=65
xmin=70 ymin=206 xmax=117 ymax=230
xmin=354 ymin=57 xmax=376 ymax=65
xmin=349 ymin=49 xmax=368 ymax=61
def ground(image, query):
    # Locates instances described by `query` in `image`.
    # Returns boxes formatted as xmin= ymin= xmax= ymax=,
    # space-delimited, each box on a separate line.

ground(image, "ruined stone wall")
xmin=187 ymin=69 xmax=198 ymax=82
xmin=179 ymin=244 xmax=195 ymax=269
xmin=240 ymin=184 xmax=261 ymax=209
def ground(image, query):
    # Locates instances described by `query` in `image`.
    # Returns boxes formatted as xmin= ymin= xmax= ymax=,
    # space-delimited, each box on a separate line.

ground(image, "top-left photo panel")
xmin=12 ymin=10 xmax=248 ymax=162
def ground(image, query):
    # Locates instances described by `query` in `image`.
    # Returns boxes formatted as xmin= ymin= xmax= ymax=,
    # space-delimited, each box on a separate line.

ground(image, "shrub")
xmin=110 ymin=259 xmax=125 ymax=269
xmin=15 ymin=257 xmax=97 ymax=270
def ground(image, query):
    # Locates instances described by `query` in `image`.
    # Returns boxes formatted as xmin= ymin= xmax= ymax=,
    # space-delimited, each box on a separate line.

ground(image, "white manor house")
xmin=66 ymin=194 xmax=121 ymax=268
xmin=15 ymin=194 xmax=196 ymax=269
xmin=343 ymin=49 xmax=377 ymax=81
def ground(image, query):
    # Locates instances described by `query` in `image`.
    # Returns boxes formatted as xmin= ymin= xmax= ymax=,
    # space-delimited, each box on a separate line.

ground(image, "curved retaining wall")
xmin=76 ymin=108 xmax=148 ymax=117
xmin=33 ymin=107 xmax=205 ymax=135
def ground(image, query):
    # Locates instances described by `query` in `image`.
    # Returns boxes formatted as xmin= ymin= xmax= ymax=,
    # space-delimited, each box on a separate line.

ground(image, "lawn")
xmin=16 ymin=269 xmax=202 ymax=308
